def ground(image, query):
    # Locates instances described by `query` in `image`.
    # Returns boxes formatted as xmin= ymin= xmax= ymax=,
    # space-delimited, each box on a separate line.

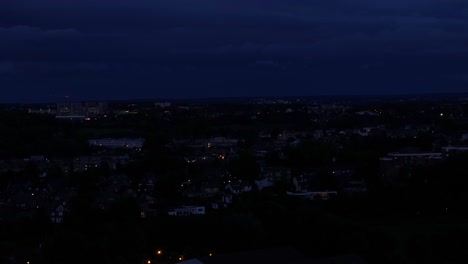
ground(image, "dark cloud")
xmin=1 ymin=0 xmax=468 ymax=102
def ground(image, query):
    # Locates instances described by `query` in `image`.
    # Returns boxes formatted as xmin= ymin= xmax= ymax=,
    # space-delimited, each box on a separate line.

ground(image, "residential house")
xmin=137 ymin=173 xmax=158 ymax=193
xmin=50 ymin=201 xmax=68 ymax=224
xmin=341 ymin=180 xmax=368 ymax=197
xmin=260 ymin=166 xmax=292 ymax=183
xmin=73 ymin=154 xmax=130 ymax=172
xmin=168 ymin=206 xmax=206 ymax=216
xmin=379 ymin=152 xmax=444 ymax=187
xmin=254 ymin=178 xmax=274 ymax=191
xmin=88 ymin=138 xmax=145 ymax=149
xmin=225 ymin=179 xmax=253 ymax=195
xmin=138 ymin=194 xmax=157 ymax=218
xmin=73 ymin=156 xmax=103 ymax=172
xmin=200 ymin=179 xmax=222 ymax=197
xmin=286 ymin=190 xmax=338 ymax=200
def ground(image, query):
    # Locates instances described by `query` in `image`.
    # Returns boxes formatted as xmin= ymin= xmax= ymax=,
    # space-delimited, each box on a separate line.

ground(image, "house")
xmin=108 ymin=173 xmax=132 ymax=194
xmin=207 ymin=191 xmax=235 ymax=210
xmin=53 ymin=159 xmax=72 ymax=175
xmin=179 ymin=137 xmax=239 ymax=150
xmin=138 ymin=194 xmax=157 ymax=218
xmin=255 ymin=150 xmax=269 ymax=158
xmin=258 ymin=131 xmax=272 ymax=139
xmin=277 ymin=130 xmax=309 ymax=141
xmin=341 ymin=180 xmax=368 ymax=197
xmin=73 ymin=154 xmax=130 ymax=172
xmin=254 ymin=178 xmax=273 ymax=191
xmin=201 ymin=179 xmax=221 ymax=197
xmin=73 ymin=156 xmax=103 ymax=172
xmin=355 ymin=110 xmax=378 ymax=116
xmin=287 ymin=190 xmax=338 ymax=201
xmin=94 ymin=192 xmax=118 ymax=211
xmin=221 ymin=192 xmax=233 ymax=204
xmin=168 ymin=206 xmax=206 ymax=216
xmin=137 ymin=173 xmax=158 ymax=193
xmin=260 ymin=166 xmax=292 ymax=183
xmin=379 ymin=152 xmax=445 ymax=187
xmin=50 ymin=201 xmax=68 ymax=224
xmin=328 ymin=166 xmax=357 ymax=189
xmin=0 ymin=159 xmax=28 ymax=173
xmin=88 ymin=138 xmax=145 ymax=149
xmin=442 ymin=146 xmax=468 ymax=156
xmin=354 ymin=128 xmax=372 ymax=137
xmin=292 ymin=176 xmax=305 ymax=192
xmin=313 ymin=129 xmax=324 ymax=139
xmin=295 ymin=168 xmax=323 ymax=190
xmin=225 ymin=179 xmax=253 ymax=195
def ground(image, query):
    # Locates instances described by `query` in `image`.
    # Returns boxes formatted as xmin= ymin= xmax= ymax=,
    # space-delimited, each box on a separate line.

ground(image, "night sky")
xmin=1 ymin=0 xmax=468 ymax=103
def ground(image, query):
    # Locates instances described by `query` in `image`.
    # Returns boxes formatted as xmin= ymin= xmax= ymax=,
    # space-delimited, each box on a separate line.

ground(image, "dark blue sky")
xmin=1 ymin=0 xmax=468 ymax=103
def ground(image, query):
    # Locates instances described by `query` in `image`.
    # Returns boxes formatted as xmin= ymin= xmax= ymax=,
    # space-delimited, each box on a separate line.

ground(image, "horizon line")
xmin=2 ymin=91 xmax=468 ymax=105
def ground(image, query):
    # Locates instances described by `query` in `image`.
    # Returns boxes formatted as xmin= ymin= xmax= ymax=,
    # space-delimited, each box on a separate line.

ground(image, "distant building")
xmin=382 ymin=152 xmax=444 ymax=161
xmin=28 ymin=108 xmax=57 ymax=115
xmin=181 ymin=137 xmax=239 ymax=149
xmin=50 ymin=202 xmax=68 ymax=224
xmin=88 ymin=138 xmax=145 ymax=149
xmin=73 ymin=156 xmax=102 ymax=171
xmin=441 ymin=146 xmax=468 ymax=156
xmin=355 ymin=111 xmax=378 ymax=116
xmin=254 ymin=178 xmax=273 ymax=191
xmin=168 ymin=206 xmax=206 ymax=216
xmin=73 ymin=154 xmax=130 ymax=172
xmin=56 ymin=101 xmax=108 ymax=117
xmin=260 ymin=166 xmax=292 ymax=183
xmin=379 ymin=152 xmax=444 ymax=187
xmin=225 ymin=180 xmax=253 ymax=195
xmin=154 ymin=102 xmax=172 ymax=108
xmin=341 ymin=180 xmax=368 ymax=197
xmin=286 ymin=190 xmax=338 ymax=200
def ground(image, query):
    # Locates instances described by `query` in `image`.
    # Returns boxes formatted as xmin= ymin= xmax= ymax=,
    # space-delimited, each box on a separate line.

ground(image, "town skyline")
xmin=3 ymin=90 xmax=468 ymax=104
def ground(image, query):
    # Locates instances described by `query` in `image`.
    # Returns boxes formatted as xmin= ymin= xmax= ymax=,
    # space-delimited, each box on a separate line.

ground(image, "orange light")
xmin=157 ymin=250 xmax=162 ymax=255
xmin=209 ymin=253 xmax=213 ymax=257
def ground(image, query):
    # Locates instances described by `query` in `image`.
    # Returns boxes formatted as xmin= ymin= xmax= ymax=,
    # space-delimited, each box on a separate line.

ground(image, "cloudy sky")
xmin=1 ymin=0 xmax=468 ymax=102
